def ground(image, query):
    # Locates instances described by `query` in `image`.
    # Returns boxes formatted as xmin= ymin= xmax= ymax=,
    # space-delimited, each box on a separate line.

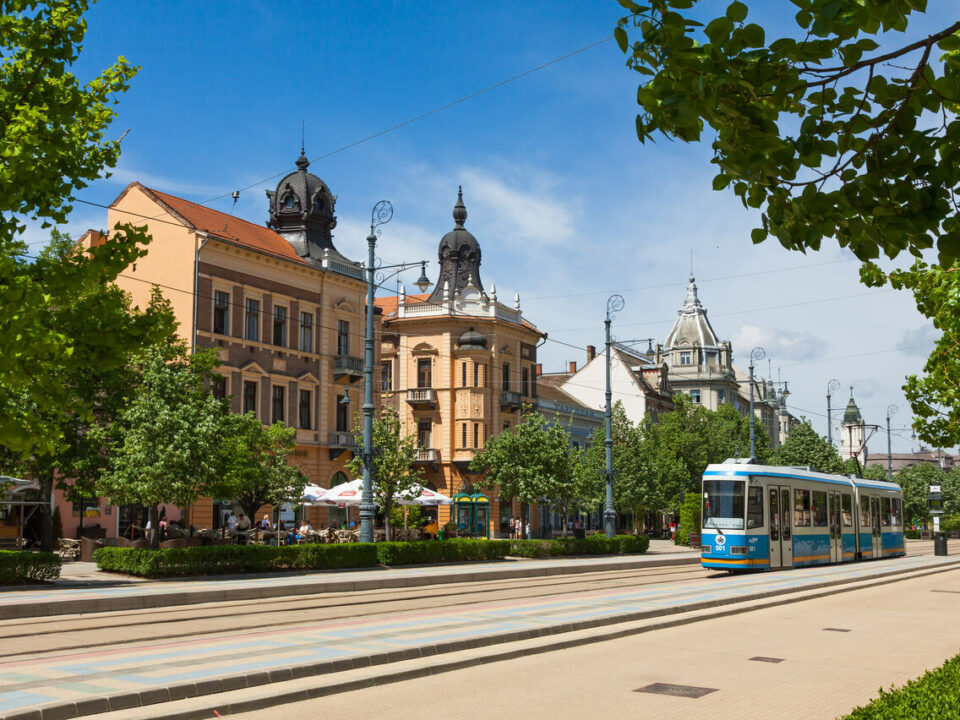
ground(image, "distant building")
xmin=865 ymin=449 xmax=956 ymax=473
xmin=838 ymin=390 xmax=868 ymax=465
xmin=539 ymin=345 xmax=673 ymax=426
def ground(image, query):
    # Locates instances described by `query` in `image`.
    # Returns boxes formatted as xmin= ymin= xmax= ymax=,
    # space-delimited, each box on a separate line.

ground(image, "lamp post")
xmin=359 ymin=201 xmax=432 ymax=543
xmin=748 ymin=346 xmax=765 ymax=459
xmin=604 ymin=294 xmax=625 ymax=539
xmin=886 ymin=404 xmax=898 ymax=481
xmin=826 ymin=379 xmax=840 ymax=447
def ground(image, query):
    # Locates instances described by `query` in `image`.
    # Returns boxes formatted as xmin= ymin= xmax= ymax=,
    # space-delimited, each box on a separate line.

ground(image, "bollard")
xmin=934 ymin=532 xmax=948 ymax=556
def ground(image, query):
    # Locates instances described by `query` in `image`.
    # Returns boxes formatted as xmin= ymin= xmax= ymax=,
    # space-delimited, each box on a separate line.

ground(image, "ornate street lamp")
xmin=826 ymin=378 xmax=841 ymax=447
xmin=604 ymin=294 xmax=625 ymax=538
xmin=359 ymin=201 xmax=432 ymax=543
xmin=748 ymin=346 xmax=766 ymax=459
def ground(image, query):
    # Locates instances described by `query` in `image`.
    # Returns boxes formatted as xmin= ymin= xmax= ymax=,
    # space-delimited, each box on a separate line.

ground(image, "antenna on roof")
xmin=301 ymin=120 xmax=305 ymax=155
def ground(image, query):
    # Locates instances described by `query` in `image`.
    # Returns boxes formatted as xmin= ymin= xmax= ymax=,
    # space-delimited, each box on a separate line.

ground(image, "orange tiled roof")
xmin=120 ymin=183 xmax=306 ymax=265
xmin=375 ymin=293 xmax=430 ymax=318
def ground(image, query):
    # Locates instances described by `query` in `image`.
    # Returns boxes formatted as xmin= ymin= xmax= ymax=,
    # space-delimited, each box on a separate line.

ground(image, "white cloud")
xmin=731 ymin=325 xmax=827 ymax=363
xmin=897 ymin=324 xmax=939 ymax=357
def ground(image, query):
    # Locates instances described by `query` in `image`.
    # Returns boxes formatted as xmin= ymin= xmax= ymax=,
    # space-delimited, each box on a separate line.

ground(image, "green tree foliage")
xmin=95 ymin=345 xmax=232 ymax=547
xmin=471 ymin=408 xmax=585 ymax=533
xmin=214 ymin=413 xmax=304 ymax=529
xmin=347 ymin=407 xmax=424 ymax=541
xmin=616 ymin=0 xmax=960 ymax=262
xmin=637 ymin=394 xmax=767 ymax=512
xmin=863 ymin=260 xmax=959 ymax=447
xmin=0 ymin=232 xmax=176 ymax=549
xmin=771 ymin=420 xmax=846 ymax=474
xmin=578 ymin=402 xmax=644 ymax=513
xmin=892 ymin=462 xmax=958 ymax=524
xmin=0 ymin=1 xmax=164 ymax=455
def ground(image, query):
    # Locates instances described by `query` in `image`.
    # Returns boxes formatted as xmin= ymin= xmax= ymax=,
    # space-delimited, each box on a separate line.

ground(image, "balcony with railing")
xmin=328 ymin=431 xmax=356 ymax=448
xmin=412 ymin=448 xmax=440 ymax=464
xmin=333 ymin=355 xmax=363 ymax=383
xmin=500 ymin=390 xmax=523 ymax=411
xmin=406 ymin=388 xmax=437 ymax=408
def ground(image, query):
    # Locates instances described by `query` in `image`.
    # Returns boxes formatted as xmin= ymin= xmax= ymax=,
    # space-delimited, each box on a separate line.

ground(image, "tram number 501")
xmin=714 ymin=534 xmax=726 ymax=553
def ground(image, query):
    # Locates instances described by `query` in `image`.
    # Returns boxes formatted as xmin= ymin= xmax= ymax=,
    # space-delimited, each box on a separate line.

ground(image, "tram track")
xmin=0 ymin=564 xmax=713 ymax=658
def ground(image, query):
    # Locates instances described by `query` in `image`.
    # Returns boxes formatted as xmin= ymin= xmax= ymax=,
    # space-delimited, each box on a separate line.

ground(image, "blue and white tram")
xmin=699 ymin=462 xmax=906 ymax=571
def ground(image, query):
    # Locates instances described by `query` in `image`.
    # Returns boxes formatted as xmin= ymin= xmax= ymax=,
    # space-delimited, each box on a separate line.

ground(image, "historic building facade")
xmin=74 ymin=152 xmax=370 ymax=533
xmin=376 ymin=189 xmax=545 ymax=538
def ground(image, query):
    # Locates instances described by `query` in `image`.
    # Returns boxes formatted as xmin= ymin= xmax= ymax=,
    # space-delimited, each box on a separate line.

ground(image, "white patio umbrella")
xmin=397 ymin=487 xmax=453 ymax=506
xmin=300 ymin=484 xmax=327 ymax=504
xmin=318 ymin=478 xmax=365 ymax=506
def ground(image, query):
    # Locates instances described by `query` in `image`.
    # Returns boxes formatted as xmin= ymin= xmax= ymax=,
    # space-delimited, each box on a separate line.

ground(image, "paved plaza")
xmin=1 ymin=547 xmax=957 ymax=719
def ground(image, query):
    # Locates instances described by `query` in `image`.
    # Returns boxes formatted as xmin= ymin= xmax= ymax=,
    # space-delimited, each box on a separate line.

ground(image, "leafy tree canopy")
xmin=471 ymin=407 xmax=585 ymax=529
xmin=347 ymin=407 xmax=425 ymax=541
xmin=0 ymin=0 xmax=160 ymax=455
xmin=213 ymin=413 xmax=304 ymax=529
xmin=616 ymin=0 xmax=960 ymax=262
xmin=771 ymin=419 xmax=846 ymax=474
xmin=95 ymin=344 xmax=232 ymax=545
xmin=893 ymin=462 xmax=958 ymax=523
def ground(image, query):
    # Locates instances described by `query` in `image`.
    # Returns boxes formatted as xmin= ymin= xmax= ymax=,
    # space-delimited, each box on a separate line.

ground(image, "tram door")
xmin=828 ymin=491 xmax=843 ymax=563
xmin=768 ymin=486 xmax=793 ymax=568
xmin=870 ymin=497 xmax=883 ymax=558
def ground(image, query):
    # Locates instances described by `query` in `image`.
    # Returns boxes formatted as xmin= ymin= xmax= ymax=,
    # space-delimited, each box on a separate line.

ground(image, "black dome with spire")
xmin=428 ymin=186 xmax=485 ymax=302
xmin=266 ymin=149 xmax=338 ymax=259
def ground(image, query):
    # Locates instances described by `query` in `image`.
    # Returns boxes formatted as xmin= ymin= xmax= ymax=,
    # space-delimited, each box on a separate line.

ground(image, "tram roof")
xmin=703 ymin=463 xmax=902 ymax=492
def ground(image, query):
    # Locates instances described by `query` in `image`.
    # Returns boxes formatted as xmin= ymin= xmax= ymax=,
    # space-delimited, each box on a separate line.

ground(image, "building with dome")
xmin=71 ymin=151 xmax=371 ymax=536
xmin=839 ymin=389 xmax=868 ymax=464
xmin=376 ymin=188 xmax=546 ymax=538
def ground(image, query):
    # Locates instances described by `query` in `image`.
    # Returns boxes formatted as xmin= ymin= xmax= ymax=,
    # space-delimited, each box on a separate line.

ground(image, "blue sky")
xmin=49 ymin=0 xmax=958 ymax=454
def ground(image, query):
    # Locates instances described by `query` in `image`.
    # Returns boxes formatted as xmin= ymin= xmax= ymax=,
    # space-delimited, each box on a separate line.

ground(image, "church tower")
xmin=839 ymin=388 xmax=867 ymax=464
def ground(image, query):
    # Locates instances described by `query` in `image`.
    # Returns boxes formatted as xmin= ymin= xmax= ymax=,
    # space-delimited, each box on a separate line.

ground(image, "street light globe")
xmin=414 ymin=262 xmax=432 ymax=293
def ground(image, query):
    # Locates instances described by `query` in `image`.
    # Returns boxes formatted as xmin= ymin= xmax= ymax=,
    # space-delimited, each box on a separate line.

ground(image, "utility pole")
xmin=604 ymin=294 xmax=624 ymax=538
xmin=749 ymin=347 xmax=765 ymax=459
xmin=886 ymin=404 xmax=898 ymax=481
xmin=826 ymin=379 xmax=840 ymax=447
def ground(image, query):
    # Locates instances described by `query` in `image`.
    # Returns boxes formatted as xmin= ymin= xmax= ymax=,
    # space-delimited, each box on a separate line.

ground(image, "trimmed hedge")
xmin=376 ymin=539 xmax=511 ymax=565
xmin=0 ymin=550 xmax=61 ymax=584
xmin=843 ymin=653 xmax=960 ymax=718
xmin=93 ymin=543 xmax=378 ymax=578
xmin=509 ymin=534 xmax=650 ymax=558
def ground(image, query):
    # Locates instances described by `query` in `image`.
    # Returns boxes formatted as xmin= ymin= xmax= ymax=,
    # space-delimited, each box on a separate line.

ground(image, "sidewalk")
xmin=0 ymin=540 xmax=699 ymax=620
xmin=1 ymin=553 xmax=957 ymax=720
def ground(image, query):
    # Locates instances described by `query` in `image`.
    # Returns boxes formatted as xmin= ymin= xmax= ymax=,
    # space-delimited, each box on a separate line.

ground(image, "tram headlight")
xmin=701 ymin=545 xmax=711 ymax=553
xmin=731 ymin=546 xmax=748 ymax=555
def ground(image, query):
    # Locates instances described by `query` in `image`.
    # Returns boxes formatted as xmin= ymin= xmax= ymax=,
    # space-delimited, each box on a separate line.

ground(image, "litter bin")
xmin=934 ymin=532 xmax=948 ymax=556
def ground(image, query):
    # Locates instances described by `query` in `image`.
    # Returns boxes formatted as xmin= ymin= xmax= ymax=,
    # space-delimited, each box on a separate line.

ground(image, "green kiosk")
xmin=452 ymin=493 xmax=490 ymax=538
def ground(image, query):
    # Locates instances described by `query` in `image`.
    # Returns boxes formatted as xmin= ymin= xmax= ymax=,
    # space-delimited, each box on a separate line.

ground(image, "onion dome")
xmin=427 ymin=186 xmax=485 ymax=303
xmin=457 ymin=327 xmax=488 ymax=351
xmin=663 ymin=275 xmax=721 ymax=349
xmin=266 ymin=150 xmax=338 ymax=259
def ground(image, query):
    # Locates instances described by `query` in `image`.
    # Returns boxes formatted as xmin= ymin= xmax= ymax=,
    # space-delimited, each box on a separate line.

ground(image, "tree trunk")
xmin=149 ymin=504 xmax=160 ymax=549
xmin=560 ymin=509 xmax=568 ymax=538
xmin=39 ymin=473 xmax=54 ymax=553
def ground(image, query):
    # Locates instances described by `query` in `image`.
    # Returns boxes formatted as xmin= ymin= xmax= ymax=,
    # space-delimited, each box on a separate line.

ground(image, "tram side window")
xmin=860 ymin=495 xmax=871 ymax=528
xmin=883 ymin=497 xmax=893 ymax=527
xmin=841 ymin=494 xmax=853 ymax=527
xmin=892 ymin=498 xmax=902 ymax=527
xmin=747 ymin=486 xmax=764 ymax=529
xmin=812 ymin=491 xmax=828 ymax=527
xmin=794 ymin=489 xmax=811 ymax=527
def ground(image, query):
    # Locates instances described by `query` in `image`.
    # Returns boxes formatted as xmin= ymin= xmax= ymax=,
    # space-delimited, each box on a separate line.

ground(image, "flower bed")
xmin=0 ymin=550 xmax=61 ymax=584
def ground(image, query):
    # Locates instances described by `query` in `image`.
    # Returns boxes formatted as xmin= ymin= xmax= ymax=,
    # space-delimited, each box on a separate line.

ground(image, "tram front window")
xmin=702 ymin=480 xmax=745 ymax=530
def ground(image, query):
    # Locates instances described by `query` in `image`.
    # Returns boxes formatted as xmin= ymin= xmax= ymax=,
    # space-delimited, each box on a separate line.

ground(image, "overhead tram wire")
xmin=185 ymin=35 xmax=617 ymax=209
